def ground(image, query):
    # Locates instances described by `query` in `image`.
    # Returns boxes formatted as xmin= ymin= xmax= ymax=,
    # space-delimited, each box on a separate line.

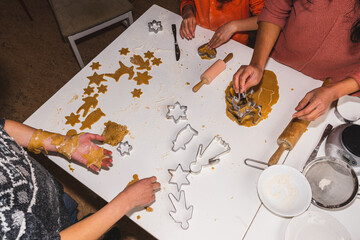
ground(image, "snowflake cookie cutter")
xmin=148 ymin=20 xmax=163 ymax=33
xmin=189 ymin=136 xmax=231 ymax=174
xmin=166 ymin=101 xmax=187 ymax=124
xmin=168 ymin=164 xmax=190 ymax=191
xmin=172 ymin=124 xmax=198 ymax=152
xmin=116 ymin=141 xmax=132 ymax=156
xmin=168 ymin=190 xmax=193 ymax=230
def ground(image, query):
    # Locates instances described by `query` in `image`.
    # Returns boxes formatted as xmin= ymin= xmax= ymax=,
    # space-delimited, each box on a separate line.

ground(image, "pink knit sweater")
xmin=258 ymin=0 xmax=360 ymax=96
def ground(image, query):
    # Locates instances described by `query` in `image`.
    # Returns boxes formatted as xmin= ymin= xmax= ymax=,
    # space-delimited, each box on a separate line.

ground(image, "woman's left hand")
xmin=208 ymin=21 xmax=236 ymax=49
xmin=292 ymin=86 xmax=337 ymax=121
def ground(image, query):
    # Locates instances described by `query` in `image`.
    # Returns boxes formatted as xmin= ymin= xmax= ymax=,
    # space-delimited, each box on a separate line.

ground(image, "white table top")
xmin=24 ymin=4 xmax=359 ymax=240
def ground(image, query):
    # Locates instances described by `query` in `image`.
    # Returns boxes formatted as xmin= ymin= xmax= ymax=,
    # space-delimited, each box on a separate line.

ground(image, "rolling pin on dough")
xmin=268 ymin=78 xmax=333 ymax=166
xmin=192 ymin=53 xmax=233 ymax=92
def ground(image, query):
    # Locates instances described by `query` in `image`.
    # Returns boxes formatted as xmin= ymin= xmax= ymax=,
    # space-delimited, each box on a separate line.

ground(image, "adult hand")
xmin=180 ymin=6 xmax=197 ymax=40
xmin=208 ymin=21 xmax=236 ymax=49
xmin=71 ymin=133 xmax=112 ymax=172
xmin=292 ymin=86 xmax=337 ymax=121
xmin=122 ymin=176 xmax=161 ymax=209
xmin=232 ymin=64 xmax=264 ymax=93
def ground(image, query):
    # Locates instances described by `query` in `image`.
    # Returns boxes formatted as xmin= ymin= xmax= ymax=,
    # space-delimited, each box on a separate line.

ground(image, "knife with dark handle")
xmin=172 ymin=24 xmax=180 ymax=61
xmin=303 ymin=123 xmax=333 ymax=169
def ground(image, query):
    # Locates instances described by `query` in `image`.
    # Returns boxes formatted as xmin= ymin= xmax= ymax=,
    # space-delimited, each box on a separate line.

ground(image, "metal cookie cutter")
xmin=226 ymin=88 xmax=262 ymax=125
xmin=172 ymin=124 xmax=198 ymax=152
xmin=116 ymin=141 xmax=132 ymax=156
xmin=168 ymin=190 xmax=193 ymax=230
xmin=197 ymin=43 xmax=217 ymax=59
xmin=190 ymin=136 xmax=231 ymax=174
xmin=148 ymin=20 xmax=163 ymax=33
xmin=168 ymin=164 xmax=190 ymax=191
xmin=166 ymin=101 xmax=187 ymax=124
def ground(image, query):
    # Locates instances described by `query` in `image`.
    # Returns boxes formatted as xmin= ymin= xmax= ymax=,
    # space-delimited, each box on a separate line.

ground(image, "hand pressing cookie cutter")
xmin=168 ymin=190 xmax=193 ymax=230
xmin=198 ymin=43 xmax=217 ymax=59
xmin=148 ymin=20 xmax=163 ymax=33
xmin=190 ymin=136 xmax=231 ymax=174
xmin=168 ymin=164 xmax=190 ymax=191
xmin=116 ymin=141 xmax=132 ymax=156
xmin=172 ymin=124 xmax=198 ymax=152
xmin=166 ymin=101 xmax=187 ymax=124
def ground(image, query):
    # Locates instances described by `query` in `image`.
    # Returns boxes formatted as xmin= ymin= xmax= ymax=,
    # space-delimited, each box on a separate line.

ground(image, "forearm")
xmin=60 ymin=192 xmax=131 ymax=240
xmin=328 ymin=77 xmax=360 ymax=100
xmin=232 ymin=16 xmax=259 ymax=32
xmin=4 ymin=120 xmax=37 ymax=147
xmin=181 ymin=4 xmax=195 ymax=18
xmin=250 ymin=21 xmax=281 ymax=69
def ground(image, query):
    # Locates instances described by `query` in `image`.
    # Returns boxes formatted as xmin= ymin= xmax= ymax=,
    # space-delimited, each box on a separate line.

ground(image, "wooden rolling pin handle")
xmin=268 ymin=143 xmax=289 ymax=166
xmin=192 ymin=78 xmax=207 ymax=92
xmin=223 ymin=53 xmax=233 ymax=64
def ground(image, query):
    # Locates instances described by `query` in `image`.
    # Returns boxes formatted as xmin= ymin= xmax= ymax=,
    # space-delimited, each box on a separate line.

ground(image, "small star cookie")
xmin=131 ymin=88 xmax=143 ymax=98
xmin=90 ymin=62 xmax=101 ymax=70
xmin=82 ymin=146 xmax=106 ymax=169
xmin=151 ymin=57 xmax=162 ymax=66
xmin=97 ymin=84 xmax=107 ymax=94
xmin=133 ymin=71 xmax=152 ymax=85
xmin=144 ymin=51 xmax=154 ymax=59
xmin=83 ymin=86 xmax=94 ymax=95
xmin=119 ymin=48 xmax=130 ymax=55
xmin=65 ymin=113 xmax=81 ymax=126
xmin=87 ymin=72 xmax=107 ymax=86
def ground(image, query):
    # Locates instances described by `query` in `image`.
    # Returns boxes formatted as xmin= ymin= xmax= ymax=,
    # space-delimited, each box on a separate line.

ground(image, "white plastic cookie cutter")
xmin=148 ymin=20 xmax=163 ymax=33
xmin=172 ymin=124 xmax=198 ymax=152
xmin=166 ymin=101 xmax=187 ymax=124
xmin=190 ymin=136 xmax=231 ymax=174
xmin=168 ymin=164 xmax=190 ymax=191
xmin=168 ymin=190 xmax=193 ymax=230
xmin=116 ymin=141 xmax=132 ymax=156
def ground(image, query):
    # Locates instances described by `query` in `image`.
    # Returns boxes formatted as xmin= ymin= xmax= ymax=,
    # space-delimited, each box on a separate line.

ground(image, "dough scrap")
xmin=28 ymin=130 xmax=55 ymax=154
xmin=90 ymin=62 xmax=101 ymax=70
xmin=82 ymin=146 xmax=106 ymax=169
xmin=65 ymin=113 xmax=81 ymax=126
xmin=102 ymin=121 xmax=129 ymax=146
xmin=225 ymin=70 xmax=279 ymax=127
xmin=133 ymin=71 xmax=152 ymax=85
xmin=66 ymin=129 xmax=77 ymax=136
xmin=127 ymin=174 xmax=139 ymax=186
xmin=56 ymin=133 xmax=83 ymax=159
xmin=80 ymin=108 xmax=106 ymax=130
xmin=130 ymin=55 xmax=151 ymax=70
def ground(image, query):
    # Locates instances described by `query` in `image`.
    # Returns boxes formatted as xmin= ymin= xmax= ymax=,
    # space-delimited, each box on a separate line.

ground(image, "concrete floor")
xmin=0 ymin=0 xmax=180 ymax=239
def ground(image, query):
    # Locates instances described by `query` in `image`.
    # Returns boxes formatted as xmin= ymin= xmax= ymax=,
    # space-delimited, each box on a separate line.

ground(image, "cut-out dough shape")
xmin=131 ymin=88 xmax=143 ymax=98
xmin=83 ymin=86 xmax=94 ymax=95
xmin=119 ymin=48 xmax=130 ymax=55
xmin=172 ymin=124 xmax=198 ymax=152
xmin=90 ymin=62 xmax=101 ymax=70
xmin=80 ymin=108 xmax=105 ymax=130
xmin=76 ymin=94 xmax=99 ymax=117
xmin=130 ymin=55 xmax=151 ymax=70
xmin=65 ymin=113 xmax=81 ymax=126
xmin=168 ymin=164 xmax=190 ymax=191
xmin=151 ymin=57 xmax=162 ymax=66
xmin=168 ymin=190 xmax=193 ymax=230
xmin=102 ymin=121 xmax=128 ymax=146
xmin=105 ymin=61 xmax=135 ymax=82
xmin=87 ymin=72 xmax=107 ymax=86
xmin=97 ymin=84 xmax=107 ymax=94
xmin=198 ymin=43 xmax=217 ymax=60
xmin=133 ymin=71 xmax=152 ymax=85
xmin=166 ymin=102 xmax=187 ymax=124
xmin=189 ymin=136 xmax=231 ymax=174
xmin=144 ymin=51 xmax=154 ymax=59
xmin=127 ymin=174 xmax=139 ymax=186
xmin=82 ymin=146 xmax=106 ymax=169
xmin=117 ymin=141 xmax=133 ymax=156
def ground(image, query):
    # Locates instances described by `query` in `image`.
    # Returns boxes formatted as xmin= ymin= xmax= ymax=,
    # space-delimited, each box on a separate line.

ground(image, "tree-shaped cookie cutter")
xmin=190 ymin=136 xmax=231 ymax=174
xmin=172 ymin=124 xmax=198 ymax=152
xmin=168 ymin=164 xmax=190 ymax=191
xmin=148 ymin=20 xmax=163 ymax=33
xmin=166 ymin=101 xmax=187 ymax=124
xmin=116 ymin=141 xmax=132 ymax=156
xmin=168 ymin=190 xmax=193 ymax=230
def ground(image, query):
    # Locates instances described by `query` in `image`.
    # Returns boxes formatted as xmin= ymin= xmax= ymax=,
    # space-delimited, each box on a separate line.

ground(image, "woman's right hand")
xmin=121 ymin=176 xmax=161 ymax=209
xmin=232 ymin=64 xmax=264 ymax=93
xmin=180 ymin=5 xmax=197 ymax=40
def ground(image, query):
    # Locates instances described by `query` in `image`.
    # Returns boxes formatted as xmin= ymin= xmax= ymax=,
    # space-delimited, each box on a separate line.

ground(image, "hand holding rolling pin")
xmin=193 ymin=53 xmax=233 ymax=92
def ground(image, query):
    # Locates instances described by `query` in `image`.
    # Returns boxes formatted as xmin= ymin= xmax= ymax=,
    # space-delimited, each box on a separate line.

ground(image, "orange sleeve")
xmin=180 ymin=0 xmax=196 ymax=16
xmin=249 ymin=0 xmax=265 ymax=16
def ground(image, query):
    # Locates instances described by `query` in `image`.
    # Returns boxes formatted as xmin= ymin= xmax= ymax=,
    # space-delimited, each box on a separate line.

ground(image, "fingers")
xmin=292 ymin=92 xmax=327 ymax=121
xmin=232 ymin=67 xmax=245 ymax=93
xmin=180 ymin=19 xmax=196 ymax=40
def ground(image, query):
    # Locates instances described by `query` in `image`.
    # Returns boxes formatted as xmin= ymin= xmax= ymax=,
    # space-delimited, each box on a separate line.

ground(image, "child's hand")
xmin=180 ymin=5 xmax=197 ymax=40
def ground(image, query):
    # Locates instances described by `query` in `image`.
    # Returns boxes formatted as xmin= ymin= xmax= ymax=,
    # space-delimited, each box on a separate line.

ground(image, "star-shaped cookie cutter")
xmin=166 ymin=101 xmax=187 ymax=124
xmin=148 ymin=20 xmax=163 ymax=33
xmin=168 ymin=164 xmax=190 ymax=191
xmin=116 ymin=141 xmax=133 ymax=156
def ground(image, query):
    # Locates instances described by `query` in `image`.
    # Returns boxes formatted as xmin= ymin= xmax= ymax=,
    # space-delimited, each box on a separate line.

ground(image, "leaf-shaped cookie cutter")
xmin=168 ymin=190 xmax=194 ymax=230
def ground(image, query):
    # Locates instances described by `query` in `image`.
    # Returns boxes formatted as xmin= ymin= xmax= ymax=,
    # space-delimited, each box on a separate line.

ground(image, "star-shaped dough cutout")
xmin=90 ymin=62 xmax=101 ymax=70
xmin=119 ymin=48 xmax=130 ymax=55
xmin=168 ymin=164 xmax=190 ymax=191
xmin=151 ymin=57 xmax=162 ymax=66
xmin=133 ymin=71 xmax=152 ymax=85
xmin=83 ymin=86 xmax=94 ymax=95
xmin=87 ymin=72 xmax=107 ymax=86
xmin=65 ymin=113 xmax=81 ymax=126
xmin=144 ymin=51 xmax=154 ymax=59
xmin=131 ymin=88 xmax=143 ymax=98
xmin=97 ymin=84 xmax=107 ymax=94
xmin=82 ymin=146 xmax=105 ymax=169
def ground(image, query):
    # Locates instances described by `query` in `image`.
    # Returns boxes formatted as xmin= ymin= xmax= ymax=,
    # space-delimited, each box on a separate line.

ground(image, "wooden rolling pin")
xmin=192 ymin=53 xmax=233 ymax=92
xmin=268 ymin=78 xmax=332 ymax=166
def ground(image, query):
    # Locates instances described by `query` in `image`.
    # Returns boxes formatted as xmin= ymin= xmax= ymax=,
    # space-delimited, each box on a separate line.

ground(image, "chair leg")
xmin=68 ymin=36 xmax=85 ymax=68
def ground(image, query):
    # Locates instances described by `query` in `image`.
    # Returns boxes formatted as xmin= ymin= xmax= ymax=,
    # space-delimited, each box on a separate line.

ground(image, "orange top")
xmin=181 ymin=0 xmax=264 ymax=45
